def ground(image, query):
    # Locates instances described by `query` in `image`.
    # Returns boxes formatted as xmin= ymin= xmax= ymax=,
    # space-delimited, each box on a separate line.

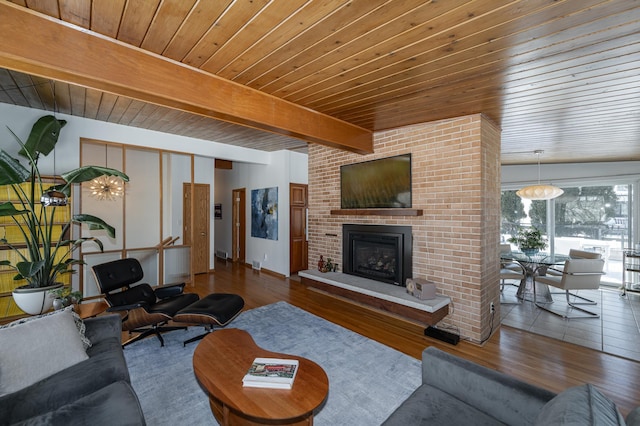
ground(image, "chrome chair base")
xmin=534 ymin=288 xmax=600 ymax=319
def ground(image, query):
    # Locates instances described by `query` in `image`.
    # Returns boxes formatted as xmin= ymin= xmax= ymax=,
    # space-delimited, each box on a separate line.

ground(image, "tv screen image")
xmin=340 ymin=154 xmax=412 ymax=209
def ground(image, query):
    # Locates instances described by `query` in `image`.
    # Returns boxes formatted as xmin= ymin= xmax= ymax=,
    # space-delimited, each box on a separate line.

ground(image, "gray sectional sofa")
xmin=383 ymin=346 xmax=640 ymax=426
xmin=0 ymin=314 xmax=145 ymax=426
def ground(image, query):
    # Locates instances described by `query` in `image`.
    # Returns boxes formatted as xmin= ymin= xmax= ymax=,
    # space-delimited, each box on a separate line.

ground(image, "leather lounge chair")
xmin=92 ymin=258 xmax=200 ymax=347
xmin=92 ymin=257 xmax=245 ymax=347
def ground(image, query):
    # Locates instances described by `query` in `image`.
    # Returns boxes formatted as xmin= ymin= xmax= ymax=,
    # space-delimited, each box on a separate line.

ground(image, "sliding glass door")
xmin=501 ymin=184 xmax=632 ymax=286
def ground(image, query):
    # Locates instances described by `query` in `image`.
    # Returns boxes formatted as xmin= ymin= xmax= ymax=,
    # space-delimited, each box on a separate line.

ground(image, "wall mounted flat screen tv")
xmin=340 ymin=154 xmax=412 ymax=209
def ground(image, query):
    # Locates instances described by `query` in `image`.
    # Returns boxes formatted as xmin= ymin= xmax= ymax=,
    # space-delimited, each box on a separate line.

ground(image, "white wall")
xmin=2 ymin=103 xmax=308 ymax=278
xmin=214 ymin=151 xmax=308 ymax=277
xmin=0 ymin=103 xmax=270 ymax=175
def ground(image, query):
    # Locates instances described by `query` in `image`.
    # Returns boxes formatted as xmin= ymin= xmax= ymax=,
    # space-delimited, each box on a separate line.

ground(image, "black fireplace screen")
xmin=353 ymin=236 xmax=398 ymax=282
xmin=342 ymin=224 xmax=412 ymax=286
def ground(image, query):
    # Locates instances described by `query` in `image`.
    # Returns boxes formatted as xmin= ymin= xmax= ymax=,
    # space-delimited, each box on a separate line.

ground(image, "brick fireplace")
xmin=307 ymin=114 xmax=501 ymax=343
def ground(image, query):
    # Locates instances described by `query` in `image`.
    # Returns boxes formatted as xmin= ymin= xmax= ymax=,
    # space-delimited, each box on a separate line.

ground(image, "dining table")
xmin=500 ymin=251 xmax=570 ymax=302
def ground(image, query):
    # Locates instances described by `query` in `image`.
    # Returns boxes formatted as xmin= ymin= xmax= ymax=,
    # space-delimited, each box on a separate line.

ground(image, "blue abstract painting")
xmin=251 ymin=187 xmax=278 ymax=240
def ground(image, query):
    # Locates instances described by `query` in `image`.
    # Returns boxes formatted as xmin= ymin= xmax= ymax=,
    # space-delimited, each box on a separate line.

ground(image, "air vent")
xmin=215 ymin=250 xmax=228 ymax=260
xmin=252 ymin=260 xmax=262 ymax=270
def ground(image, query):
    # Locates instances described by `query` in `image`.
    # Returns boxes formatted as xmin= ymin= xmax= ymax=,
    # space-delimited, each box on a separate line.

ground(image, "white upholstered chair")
xmin=547 ymin=248 xmax=602 ymax=276
xmin=567 ymin=249 xmax=603 ymax=259
xmin=534 ymin=258 xmax=605 ymax=318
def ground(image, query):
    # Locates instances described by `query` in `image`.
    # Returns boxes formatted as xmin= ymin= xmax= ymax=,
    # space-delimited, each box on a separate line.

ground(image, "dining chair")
xmin=499 ymin=244 xmax=526 ymax=304
xmin=547 ymin=248 xmax=601 ymax=276
xmin=533 ymin=258 xmax=605 ymax=318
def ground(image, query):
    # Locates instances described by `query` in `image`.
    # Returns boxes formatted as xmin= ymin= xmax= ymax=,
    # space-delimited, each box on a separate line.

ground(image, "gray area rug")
xmin=124 ymin=301 xmax=421 ymax=425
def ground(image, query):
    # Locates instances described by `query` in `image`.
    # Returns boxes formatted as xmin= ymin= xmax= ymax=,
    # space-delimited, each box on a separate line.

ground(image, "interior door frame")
xmin=183 ymin=183 xmax=211 ymax=274
xmin=232 ymin=188 xmax=246 ymax=264
xmin=290 ymin=183 xmax=308 ymax=274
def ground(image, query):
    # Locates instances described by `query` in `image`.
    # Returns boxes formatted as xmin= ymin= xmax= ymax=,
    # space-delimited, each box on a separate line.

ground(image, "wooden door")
xmin=232 ymin=188 xmax=246 ymax=264
xmin=290 ymin=183 xmax=308 ymax=274
xmin=184 ymin=183 xmax=210 ymax=274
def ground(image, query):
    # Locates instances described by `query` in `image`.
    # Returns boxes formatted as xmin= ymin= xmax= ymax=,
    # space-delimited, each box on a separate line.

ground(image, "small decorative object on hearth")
xmin=318 ymin=256 xmax=337 ymax=272
xmin=405 ymin=278 xmax=437 ymax=300
xmin=323 ymin=258 xmax=334 ymax=273
xmin=507 ymin=226 xmax=547 ymax=255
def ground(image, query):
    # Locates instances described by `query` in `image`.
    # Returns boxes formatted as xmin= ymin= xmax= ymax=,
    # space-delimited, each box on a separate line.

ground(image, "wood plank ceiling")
xmin=0 ymin=0 xmax=639 ymax=165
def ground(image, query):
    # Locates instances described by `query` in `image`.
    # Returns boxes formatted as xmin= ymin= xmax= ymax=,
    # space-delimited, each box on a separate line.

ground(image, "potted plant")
xmin=0 ymin=115 xmax=129 ymax=315
xmin=51 ymin=285 xmax=83 ymax=310
xmin=507 ymin=227 xmax=547 ymax=255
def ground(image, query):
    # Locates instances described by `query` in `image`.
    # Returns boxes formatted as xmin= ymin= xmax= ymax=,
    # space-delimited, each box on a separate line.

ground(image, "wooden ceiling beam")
xmin=0 ymin=3 xmax=372 ymax=154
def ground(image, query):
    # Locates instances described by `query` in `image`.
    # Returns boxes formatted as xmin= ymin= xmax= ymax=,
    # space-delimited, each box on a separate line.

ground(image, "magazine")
xmin=242 ymin=357 xmax=299 ymax=389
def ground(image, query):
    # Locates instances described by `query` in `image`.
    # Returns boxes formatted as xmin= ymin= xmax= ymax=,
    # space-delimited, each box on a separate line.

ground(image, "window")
xmin=501 ymin=184 xmax=632 ymax=286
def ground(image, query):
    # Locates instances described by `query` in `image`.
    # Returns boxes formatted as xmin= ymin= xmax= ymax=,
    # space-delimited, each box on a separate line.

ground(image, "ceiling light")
xmin=41 ymin=81 xmax=68 ymax=207
xmin=516 ymin=150 xmax=564 ymax=200
xmin=41 ymin=190 xmax=68 ymax=207
xmin=89 ymin=175 xmax=124 ymax=201
xmin=89 ymin=144 xmax=124 ymax=201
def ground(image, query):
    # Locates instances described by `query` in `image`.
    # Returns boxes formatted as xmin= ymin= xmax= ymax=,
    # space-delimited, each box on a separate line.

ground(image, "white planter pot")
xmin=12 ymin=284 xmax=64 ymax=315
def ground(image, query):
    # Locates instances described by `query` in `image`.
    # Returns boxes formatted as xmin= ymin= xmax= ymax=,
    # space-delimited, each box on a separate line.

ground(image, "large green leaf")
xmin=16 ymin=260 xmax=45 ymax=278
xmin=60 ymin=237 xmax=104 ymax=252
xmin=0 ymin=202 xmax=29 ymax=217
xmin=0 ymin=150 xmax=30 ymax=185
xmin=73 ymin=214 xmax=116 ymax=238
xmin=18 ymin=115 xmax=67 ymax=158
xmin=62 ymin=166 xmax=129 ymax=185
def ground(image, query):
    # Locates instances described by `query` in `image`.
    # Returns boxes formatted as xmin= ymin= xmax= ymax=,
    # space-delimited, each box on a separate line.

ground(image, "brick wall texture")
xmin=308 ymin=114 xmax=501 ymax=343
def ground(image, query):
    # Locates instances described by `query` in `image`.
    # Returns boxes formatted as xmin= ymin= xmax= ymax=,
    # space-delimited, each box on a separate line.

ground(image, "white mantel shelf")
xmin=299 ymin=270 xmax=450 ymax=325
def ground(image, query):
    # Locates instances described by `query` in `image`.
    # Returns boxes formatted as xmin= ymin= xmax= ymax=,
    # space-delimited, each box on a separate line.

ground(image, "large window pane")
xmin=501 ymin=185 xmax=630 ymax=286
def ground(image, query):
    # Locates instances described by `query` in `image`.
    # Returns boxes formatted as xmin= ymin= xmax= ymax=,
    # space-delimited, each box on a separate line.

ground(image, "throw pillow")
xmin=0 ymin=307 xmax=89 ymax=396
xmin=535 ymin=384 xmax=626 ymax=426
xmin=1 ymin=306 xmax=92 ymax=350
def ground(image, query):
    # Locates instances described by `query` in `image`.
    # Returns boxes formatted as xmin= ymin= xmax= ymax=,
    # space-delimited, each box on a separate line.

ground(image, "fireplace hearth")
xmin=342 ymin=224 xmax=412 ymax=286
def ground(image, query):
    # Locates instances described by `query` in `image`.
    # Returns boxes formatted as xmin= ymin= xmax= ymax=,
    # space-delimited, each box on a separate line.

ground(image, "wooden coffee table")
xmin=193 ymin=329 xmax=329 ymax=425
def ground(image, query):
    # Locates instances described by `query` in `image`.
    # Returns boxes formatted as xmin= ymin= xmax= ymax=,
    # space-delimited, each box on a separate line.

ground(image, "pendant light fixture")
xmin=41 ymin=148 xmax=68 ymax=206
xmin=41 ymin=81 xmax=68 ymax=207
xmin=516 ymin=150 xmax=564 ymax=200
xmin=89 ymin=145 xmax=124 ymax=201
xmin=89 ymin=175 xmax=124 ymax=201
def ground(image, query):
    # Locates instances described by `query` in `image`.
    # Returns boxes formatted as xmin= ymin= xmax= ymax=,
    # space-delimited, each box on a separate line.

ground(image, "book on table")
xmin=242 ymin=357 xmax=299 ymax=389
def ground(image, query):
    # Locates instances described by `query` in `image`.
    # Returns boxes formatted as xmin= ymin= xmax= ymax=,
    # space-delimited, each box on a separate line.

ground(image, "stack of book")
xmin=242 ymin=358 xmax=299 ymax=389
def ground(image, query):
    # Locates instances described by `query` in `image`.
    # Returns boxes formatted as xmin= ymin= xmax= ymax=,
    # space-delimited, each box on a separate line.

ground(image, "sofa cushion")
xmin=0 ymin=307 xmax=89 ymax=396
xmin=535 ymin=384 xmax=625 ymax=426
xmin=0 ymin=315 xmax=132 ymax=424
xmin=626 ymin=406 xmax=640 ymax=426
xmin=421 ymin=346 xmax=555 ymax=425
xmin=1 ymin=305 xmax=92 ymax=349
xmin=10 ymin=381 xmax=146 ymax=426
xmin=382 ymin=384 xmax=504 ymax=426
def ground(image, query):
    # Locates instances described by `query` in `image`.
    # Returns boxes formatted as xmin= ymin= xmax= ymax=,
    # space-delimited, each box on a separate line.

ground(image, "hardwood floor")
xmin=193 ymin=259 xmax=640 ymax=416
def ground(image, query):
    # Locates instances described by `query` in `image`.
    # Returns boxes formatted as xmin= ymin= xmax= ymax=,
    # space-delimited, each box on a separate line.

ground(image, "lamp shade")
xmin=40 ymin=190 xmax=68 ymax=207
xmin=516 ymin=184 xmax=564 ymax=200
